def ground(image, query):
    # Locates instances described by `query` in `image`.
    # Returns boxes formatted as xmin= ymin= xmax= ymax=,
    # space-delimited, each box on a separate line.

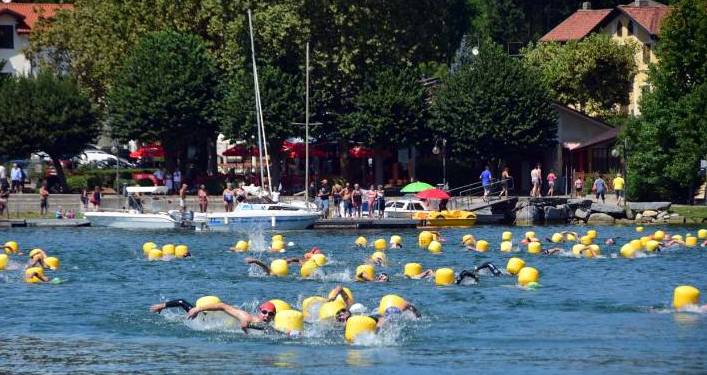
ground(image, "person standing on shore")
xmin=173 ymin=169 xmax=182 ymax=193
xmin=342 ymin=183 xmax=353 ymax=218
xmin=593 ymin=175 xmax=606 ymax=204
xmin=90 ymin=186 xmax=102 ymax=211
xmin=319 ymin=179 xmax=331 ymax=219
xmin=10 ymin=163 xmax=22 ymax=193
xmin=223 ymin=183 xmax=235 ymax=212
xmin=352 ymin=183 xmax=363 ymax=218
xmin=0 ymin=185 xmax=9 ymax=218
xmin=367 ymin=185 xmax=377 ymax=217
xmin=376 ymin=185 xmax=385 ymax=218
xmin=39 ymin=182 xmax=49 ymax=216
xmin=499 ymin=167 xmax=510 ymax=198
xmin=332 ymin=184 xmax=342 ymax=218
xmin=480 ymin=166 xmax=492 ymax=202
xmin=0 ymin=163 xmax=7 ymax=190
xmin=612 ymin=173 xmax=625 ymax=206
xmin=530 ymin=164 xmax=542 ymax=198
xmin=80 ymin=188 xmax=89 ymax=210
xmin=179 ymin=184 xmax=187 ymax=212
xmin=546 ymin=170 xmax=557 ymax=197
xmin=198 ymin=184 xmax=208 ymax=213
xmin=574 ymin=177 xmax=583 ymax=197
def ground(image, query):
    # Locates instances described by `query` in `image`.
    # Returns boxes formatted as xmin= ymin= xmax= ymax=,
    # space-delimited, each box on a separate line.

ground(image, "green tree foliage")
xmin=523 ymin=34 xmax=637 ymax=117
xmin=626 ymin=0 xmax=707 ymax=202
xmin=0 ymin=72 xmax=98 ymax=189
xmin=431 ymin=41 xmax=557 ymax=163
xmin=107 ymin=30 xmax=218 ymax=170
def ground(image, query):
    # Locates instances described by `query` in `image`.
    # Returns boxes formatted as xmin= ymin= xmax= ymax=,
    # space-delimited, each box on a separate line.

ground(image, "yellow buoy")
xmin=653 ymin=230 xmax=665 ymax=241
xmin=24 ymin=266 xmax=45 ymax=283
xmin=373 ymin=238 xmax=387 ymax=251
xmin=462 ymin=234 xmax=475 ymax=245
xmin=161 ymin=244 xmax=175 ymax=256
xmin=355 ymin=264 xmax=375 ymax=281
xmin=629 ymin=239 xmax=642 ymax=251
xmin=640 ymin=236 xmax=650 ymax=247
xmin=476 ymin=240 xmax=489 ymax=252
xmin=506 ymin=257 xmax=525 ymax=275
xmin=584 ymin=244 xmax=601 ymax=258
xmin=142 ymin=241 xmax=157 ymax=255
xmin=571 ymin=244 xmax=586 ymax=256
xmin=645 ymin=240 xmax=660 ymax=252
xmin=311 ymin=253 xmax=327 ymax=266
xmin=379 ymin=294 xmax=407 ymax=315
xmin=427 ymin=240 xmax=442 ymax=254
xmin=29 ymin=248 xmax=44 ymax=258
xmin=517 ymin=267 xmax=539 ymax=286
xmin=620 ymin=244 xmax=637 ymax=258
xmin=272 ymin=234 xmax=284 ymax=242
xmin=370 ymin=251 xmax=387 ymax=265
xmin=271 ymin=239 xmax=286 ymax=252
xmin=390 ymin=235 xmax=402 ymax=247
xmin=318 ymin=300 xmax=346 ymax=320
xmin=3 ymin=241 xmax=19 ymax=254
xmin=345 ymin=315 xmax=377 ymax=342
xmin=435 ymin=268 xmax=455 ymax=286
xmin=355 ymin=236 xmax=368 ymax=247
xmin=301 ymin=296 xmax=327 ymax=320
xmin=269 ymin=299 xmax=291 ymax=312
xmin=234 ymin=240 xmax=249 ymax=252
xmin=270 ymin=259 xmax=289 ymax=277
xmin=0 ymin=253 xmax=8 ymax=270
xmin=672 ymin=285 xmax=700 ymax=310
xmin=672 ymin=234 xmax=683 ymax=242
xmin=196 ymin=295 xmax=221 ymax=308
xmin=685 ymin=236 xmax=697 ymax=247
xmin=551 ymin=233 xmax=563 ymax=243
xmin=419 ymin=231 xmax=434 ymax=248
xmin=525 ymin=231 xmax=536 ymax=240
xmin=500 ymin=241 xmax=513 ymax=252
xmin=300 ymin=259 xmax=319 ymax=278
xmin=587 ymin=229 xmax=597 ymax=239
xmin=44 ymin=256 xmax=60 ymax=270
xmin=527 ymin=241 xmax=542 ymax=254
xmin=175 ymin=245 xmax=189 ymax=258
xmin=580 ymin=235 xmax=592 ymax=246
xmin=697 ymin=229 xmax=707 ymax=239
xmin=636 ymin=226 xmax=644 ymax=233
xmin=148 ymin=248 xmax=163 ymax=261
xmin=274 ymin=309 xmax=303 ymax=334
xmin=502 ymin=231 xmax=512 ymax=241
xmin=403 ymin=263 xmax=423 ymax=278
xmin=327 ymin=287 xmax=354 ymax=304
xmin=566 ymin=233 xmax=577 ymax=242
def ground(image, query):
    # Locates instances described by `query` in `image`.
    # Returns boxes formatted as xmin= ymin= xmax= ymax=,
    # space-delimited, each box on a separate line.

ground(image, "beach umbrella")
xmin=416 ymin=188 xmax=450 ymax=200
xmin=400 ymin=181 xmax=434 ymax=193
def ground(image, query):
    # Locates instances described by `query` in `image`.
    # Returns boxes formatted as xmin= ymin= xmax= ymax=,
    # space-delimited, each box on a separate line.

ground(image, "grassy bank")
xmin=671 ymin=205 xmax=707 ymax=220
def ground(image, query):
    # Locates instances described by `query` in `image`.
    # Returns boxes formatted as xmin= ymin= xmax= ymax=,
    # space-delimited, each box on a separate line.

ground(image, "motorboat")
xmin=83 ymin=186 xmax=183 ymax=229
xmin=383 ymin=198 xmax=428 ymax=218
xmin=192 ymin=197 xmax=320 ymax=232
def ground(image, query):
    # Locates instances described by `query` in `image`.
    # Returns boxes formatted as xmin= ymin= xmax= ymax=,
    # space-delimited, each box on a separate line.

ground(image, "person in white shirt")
xmin=173 ymin=170 xmax=182 ymax=191
xmin=0 ymin=164 xmax=6 ymax=188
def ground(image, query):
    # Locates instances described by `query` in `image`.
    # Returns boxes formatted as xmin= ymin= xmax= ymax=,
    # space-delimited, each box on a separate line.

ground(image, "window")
xmin=411 ymin=203 xmax=424 ymax=211
xmin=627 ymin=20 xmax=634 ymax=36
xmin=392 ymin=202 xmax=405 ymax=209
xmin=616 ymin=21 xmax=623 ymax=37
xmin=0 ymin=25 xmax=14 ymax=49
xmin=642 ymin=44 xmax=651 ymax=64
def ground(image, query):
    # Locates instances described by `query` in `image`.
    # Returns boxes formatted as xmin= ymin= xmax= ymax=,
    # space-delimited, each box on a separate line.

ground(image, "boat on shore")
xmin=192 ymin=197 xmax=320 ymax=232
xmin=83 ymin=186 xmax=184 ymax=229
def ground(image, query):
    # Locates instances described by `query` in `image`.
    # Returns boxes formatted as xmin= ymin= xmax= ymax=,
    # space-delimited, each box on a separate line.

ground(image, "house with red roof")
xmin=540 ymin=0 xmax=671 ymax=116
xmin=0 ymin=2 xmax=71 ymax=77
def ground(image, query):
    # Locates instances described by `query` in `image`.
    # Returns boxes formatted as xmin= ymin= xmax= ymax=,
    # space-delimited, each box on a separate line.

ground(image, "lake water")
xmin=1 ymin=225 xmax=706 ymax=374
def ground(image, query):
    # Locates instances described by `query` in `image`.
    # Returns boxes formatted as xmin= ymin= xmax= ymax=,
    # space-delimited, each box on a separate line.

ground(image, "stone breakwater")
xmin=514 ymin=198 xmax=684 ymax=225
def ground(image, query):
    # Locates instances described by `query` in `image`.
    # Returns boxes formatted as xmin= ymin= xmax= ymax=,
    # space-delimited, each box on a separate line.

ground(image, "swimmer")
xmin=561 ymin=231 xmax=579 ymax=241
xmin=702 ymin=239 xmax=707 ymax=248
xmin=328 ymin=285 xmax=354 ymax=307
xmin=662 ymin=239 xmax=684 ymax=247
xmin=25 ymin=267 xmax=50 ymax=283
xmin=244 ymin=257 xmax=288 ymax=275
xmin=150 ymin=299 xmax=277 ymax=334
xmin=389 ymin=242 xmax=402 ymax=249
xmin=303 ymin=246 xmax=322 ymax=259
xmin=604 ymin=238 xmax=615 ymax=245
xmin=335 ymin=299 xmax=421 ymax=329
xmin=543 ymin=247 xmax=565 ymax=255
xmin=455 ymin=262 xmax=503 ymax=285
xmin=356 ymin=270 xmax=390 ymax=282
xmin=27 ymin=249 xmax=48 ymax=268
xmin=407 ymin=269 xmax=435 ymax=280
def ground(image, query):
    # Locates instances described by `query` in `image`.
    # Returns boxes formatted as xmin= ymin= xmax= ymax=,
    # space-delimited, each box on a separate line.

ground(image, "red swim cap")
xmin=259 ymin=301 xmax=276 ymax=313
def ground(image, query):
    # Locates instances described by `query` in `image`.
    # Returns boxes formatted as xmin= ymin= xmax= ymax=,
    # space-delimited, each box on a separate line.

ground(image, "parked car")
xmin=383 ymin=198 xmax=428 ymax=218
xmin=78 ymin=149 xmax=135 ymax=168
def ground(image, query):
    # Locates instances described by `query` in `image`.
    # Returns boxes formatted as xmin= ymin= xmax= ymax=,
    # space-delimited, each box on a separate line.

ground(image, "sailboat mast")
xmin=247 ymin=10 xmax=265 ymax=191
xmin=305 ymin=41 xmax=310 ymax=206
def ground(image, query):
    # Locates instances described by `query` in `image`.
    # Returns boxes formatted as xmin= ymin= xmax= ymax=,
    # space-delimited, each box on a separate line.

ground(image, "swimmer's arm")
xmin=151 ymin=299 xmax=194 ymax=313
xmin=285 ymin=257 xmax=302 ymax=264
xmin=356 ymin=272 xmax=373 ymax=282
xmin=245 ymin=257 xmax=271 ymax=274
xmin=187 ymin=303 xmax=250 ymax=323
xmin=329 ymin=285 xmax=353 ymax=306
xmin=410 ymin=270 xmax=434 ymax=280
xmin=402 ymin=302 xmax=421 ymax=318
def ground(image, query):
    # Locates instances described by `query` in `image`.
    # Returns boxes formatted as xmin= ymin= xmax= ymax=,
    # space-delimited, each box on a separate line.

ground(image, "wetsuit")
xmin=456 ymin=262 xmax=502 ymax=284
xmin=474 ymin=262 xmax=502 ymax=276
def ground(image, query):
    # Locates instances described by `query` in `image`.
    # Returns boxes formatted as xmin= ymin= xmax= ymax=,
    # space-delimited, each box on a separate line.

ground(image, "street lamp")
xmin=111 ymin=141 xmax=120 ymax=195
xmin=432 ymin=138 xmax=447 ymax=189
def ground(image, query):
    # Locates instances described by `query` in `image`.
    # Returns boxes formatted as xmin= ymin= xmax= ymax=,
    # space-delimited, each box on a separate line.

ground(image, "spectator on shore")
xmin=39 ymin=182 xmax=50 ymax=216
xmin=480 ymin=166 xmax=492 ymax=201
xmin=574 ymin=177 xmax=583 ymax=197
xmin=236 ymin=183 xmax=247 ymax=205
xmin=308 ymin=182 xmax=317 ymax=203
xmin=173 ymin=169 xmax=182 ymax=192
xmin=367 ymin=185 xmax=376 ymax=217
xmin=319 ymin=179 xmax=331 ymax=219
xmin=499 ymin=167 xmax=510 ymax=198
xmin=90 ymin=186 xmax=102 ymax=211
xmin=11 ymin=163 xmax=22 ymax=193
xmin=80 ymin=188 xmax=89 ymax=210
xmin=179 ymin=184 xmax=188 ymax=212
xmin=612 ymin=173 xmax=625 ymax=206
xmin=593 ymin=175 xmax=606 ymax=204
xmin=165 ymin=171 xmax=173 ymax=194
xmin=153 ymin=168 xmax=164 ymax=185
xmin=198 ymin=184 xmax=208 ymax=213
xmin=342 ymin=183 xmax=353 ymax=218
xmin=66 ymin=209 xmax=76 ymax=219
xmin=0 ymin=163 xmax=7 ymax=190
xmin=0 ymin=185 xmax=9 ymax=218
xmin=332 ymin=184 xmax=342 ymax=218
xmin=223 ymin=183 xmax=235 ymax=212
xmin=546 ymin=170 xmax=557 ymax=196
xmin=530 ymin=164 xmax=542 ymax=198
xmin=352 ymin=183 xmax=363 ymax=218
xmin=376 ymin=185 xmax=385 ymax=219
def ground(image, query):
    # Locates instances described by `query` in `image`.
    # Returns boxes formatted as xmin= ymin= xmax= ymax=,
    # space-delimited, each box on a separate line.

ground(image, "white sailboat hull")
xmin=84 ymin=211 xmax=180 ymax=229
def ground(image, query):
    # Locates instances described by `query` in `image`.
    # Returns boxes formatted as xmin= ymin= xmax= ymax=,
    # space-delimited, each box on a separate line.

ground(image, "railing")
xmin=450 ymin=178 xmax=515 ymax=210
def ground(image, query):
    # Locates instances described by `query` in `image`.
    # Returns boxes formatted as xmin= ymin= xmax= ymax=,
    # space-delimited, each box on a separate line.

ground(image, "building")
xmin=0 ymin=2 xmax=71 ymax=77
xmin=540 ymin=0 xmax=671 ymax=115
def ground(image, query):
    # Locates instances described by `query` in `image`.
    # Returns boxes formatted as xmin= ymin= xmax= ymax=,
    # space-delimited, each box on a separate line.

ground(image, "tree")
xmin=0 ymin=72 xmax=98 ymax=190
xmin=107 ymin=30 xmax=219 ymax=171
xmin=219 ymin=65 xmax=303 ymax=187
xmin=342 ymin=67 xmax=429 ymax=183
xmin=430 ymin=41 xmax=557 ymax=164
xmin=625 ymin=0 xmax=707 ymax=202
xmin=523 ymin=34 xmax=637 ymax=117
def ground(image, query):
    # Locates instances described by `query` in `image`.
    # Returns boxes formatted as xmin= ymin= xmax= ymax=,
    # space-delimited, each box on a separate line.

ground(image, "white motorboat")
xmin=192 ymin=197 xmax=320 ymax=232
xmin=83 ymin=186 xmax=182 ymax=229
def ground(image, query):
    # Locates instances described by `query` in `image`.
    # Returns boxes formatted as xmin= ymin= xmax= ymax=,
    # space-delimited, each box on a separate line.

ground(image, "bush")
xmin=66 ymin=175 xmax=89 ymax=193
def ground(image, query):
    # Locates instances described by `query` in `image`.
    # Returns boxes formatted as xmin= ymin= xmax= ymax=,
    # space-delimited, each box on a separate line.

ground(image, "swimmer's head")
xmin=376 ymin=273 xmax=390 ymax=282
xmin=349 ymin=303 xmax=367 ymax=314
xmin=384 ymin=306 xmax=402 ymax=317
xmin=336 ymin=308 xmax=351 ymax=323
xmin=605 ymin=238 xmax=615 ymax=245
xmin=259 ymin=301 xmax=276 ymax=322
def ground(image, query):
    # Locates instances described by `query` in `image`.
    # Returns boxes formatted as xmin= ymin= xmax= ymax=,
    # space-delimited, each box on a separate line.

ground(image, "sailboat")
xmin=192 ymin=9 xmax=320 ymax=232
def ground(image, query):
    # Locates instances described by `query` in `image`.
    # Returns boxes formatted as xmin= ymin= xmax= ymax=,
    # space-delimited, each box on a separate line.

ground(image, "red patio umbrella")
xmin=348 ymin=145 xmax=375 ymax=159
xmin=129 ymin=144 xmax=165 ymax=159
xmin=223 ymin=145 xmax=258 ymax=157
xmin=416 ymin=188 xmax=450 ymax=200
xmin=281 ymin=140 xmax=329 ymax=159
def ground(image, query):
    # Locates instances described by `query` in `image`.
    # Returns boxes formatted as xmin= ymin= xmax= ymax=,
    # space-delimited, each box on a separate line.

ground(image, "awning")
xmin=129 ymin=143 xmax=165 ymax=159
xmin=281 ymin=140 xmax=329 ymax=158
xmin=563 ymin=127 xmax=618 ymax=151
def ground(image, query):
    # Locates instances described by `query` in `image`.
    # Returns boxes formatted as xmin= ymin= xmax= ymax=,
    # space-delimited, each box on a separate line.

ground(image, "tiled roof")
xmin=540 ymin=9 xmax=613 ymax=42
xmin=618 ymin=4 xmax=670 ymax=35
xmin=0 ymin=3 xmax=72 ymax=34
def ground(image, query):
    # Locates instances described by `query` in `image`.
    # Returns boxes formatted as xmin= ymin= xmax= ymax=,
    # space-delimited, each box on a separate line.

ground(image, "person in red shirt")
xmin=546 ymin=170 xmax=557 ymax=196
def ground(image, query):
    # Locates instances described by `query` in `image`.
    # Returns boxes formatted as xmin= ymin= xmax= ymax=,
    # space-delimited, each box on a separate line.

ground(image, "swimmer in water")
xmin=604 ymin=238 xmax=615 ymax=245
xmin=356 ymin=270 xmax=390 ymax=282
xmin=334 ymin=298 xmax=421 ymax=328
xmin=27 ymin=249 xmax=48 ymax=268
xmin=244 ymin=257 xmax=283 ymax=275
xmin=543 ymin=247 xmax=565 ymax=255
xmin=407 ymin=269 xmax=435 ymax=279
xmin=456 ymin=262 xmax=503 ymax=285
xmin=150 ymin=299 xmax=277 ymax=334
xmin=701 ymin=240 xmax=707 ymax=248
xmin=25 ymin=267 xmax=50 ymax=283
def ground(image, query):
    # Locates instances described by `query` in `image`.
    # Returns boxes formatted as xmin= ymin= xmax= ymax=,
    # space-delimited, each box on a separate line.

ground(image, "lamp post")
xmin=111 ymin=141 xmax=120 ymax=195
xmin=432 ymin=138 xmax=447 ymax=189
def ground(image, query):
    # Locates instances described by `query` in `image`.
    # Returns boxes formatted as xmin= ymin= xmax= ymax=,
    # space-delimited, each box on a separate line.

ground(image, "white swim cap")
xmin=349 ymin=303 xmax=367 ymax=314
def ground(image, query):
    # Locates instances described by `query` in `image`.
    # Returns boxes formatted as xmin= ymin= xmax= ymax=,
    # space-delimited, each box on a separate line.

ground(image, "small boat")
xmin=192 ymin=197 xmax=320 ymax=232
xmin=413 ymin=210 xmax=477 ymax=227
xmin=83 ymin=186 xmax=183 ymax=229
